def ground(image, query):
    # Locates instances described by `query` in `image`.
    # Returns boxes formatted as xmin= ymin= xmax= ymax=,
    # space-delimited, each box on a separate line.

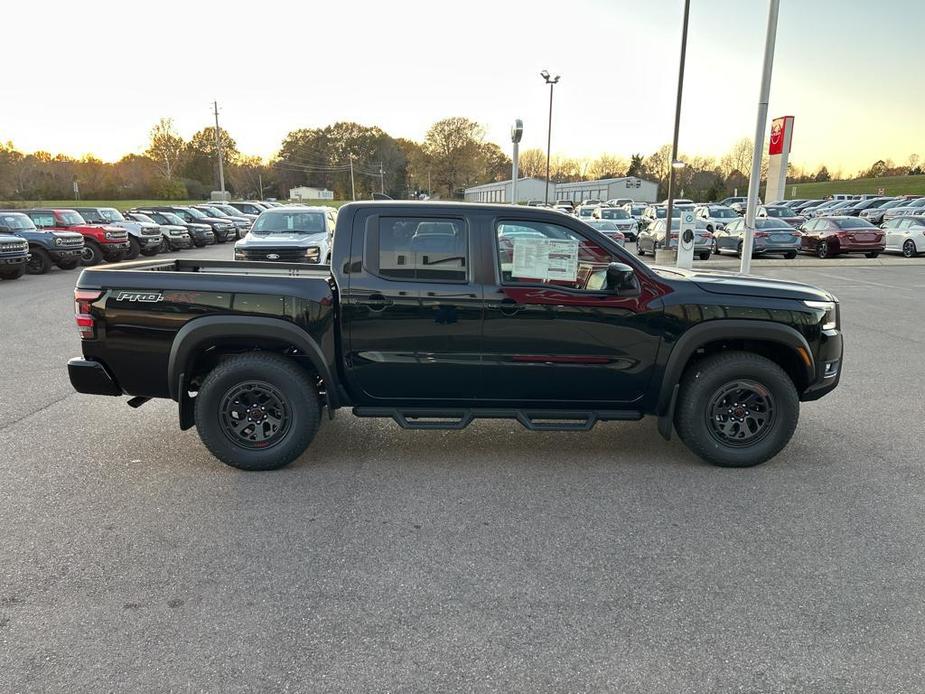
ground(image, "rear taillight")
xmin=74 ymin=289 xmax=102 ymax=339
xmin=754 ymin=231 xmax=769 ymax=238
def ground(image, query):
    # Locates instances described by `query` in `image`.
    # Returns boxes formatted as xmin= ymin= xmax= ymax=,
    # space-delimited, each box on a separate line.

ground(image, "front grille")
xmin=0 ymin=241 xmax=27 ymax=253
xmin=142 ymin=228 xmax=161 ymax=236
xmin=240 ymin=247 xmax=306 ymax=262
xmin=60 ymin=237 xmax=83 ymax=247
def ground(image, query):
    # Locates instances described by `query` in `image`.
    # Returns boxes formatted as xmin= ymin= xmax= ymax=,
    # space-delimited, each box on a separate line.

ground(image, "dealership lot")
xmin=1 ymin=247 xmax=924 ymax=690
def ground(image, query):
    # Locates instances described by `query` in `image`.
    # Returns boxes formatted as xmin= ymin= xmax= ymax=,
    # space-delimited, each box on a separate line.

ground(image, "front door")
xmin=480 ymin=216 xmax=666 ymax=407
xmin=341 ymin=212 xmax=484 ymax=401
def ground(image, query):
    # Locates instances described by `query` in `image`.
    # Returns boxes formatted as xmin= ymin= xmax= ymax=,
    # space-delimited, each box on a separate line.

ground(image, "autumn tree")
xmin=587 ymin=153 xmax=627 ymax=180
xmin=145 ymin=118 xmax=185 ymax=181
xmin=181 ymin=126 xmax=240 ymax=191
xmin=422 ymin=117 xmax=486 ymax=198
xmin=517 ymin=148 xmax=547 ymax=179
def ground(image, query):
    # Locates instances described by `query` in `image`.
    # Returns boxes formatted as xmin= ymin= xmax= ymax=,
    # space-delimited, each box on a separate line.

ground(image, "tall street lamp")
xmin=540 ymin=69 xmax=560 ymax=205
xmin=664 ymin=0 xmax=691 ymax=266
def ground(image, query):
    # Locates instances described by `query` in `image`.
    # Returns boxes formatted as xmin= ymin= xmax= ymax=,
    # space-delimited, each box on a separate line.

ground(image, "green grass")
xmin=0 ymin=199 xmax=348 ymax=210
xmin=785 ymin=175 xmax=925 ymax=200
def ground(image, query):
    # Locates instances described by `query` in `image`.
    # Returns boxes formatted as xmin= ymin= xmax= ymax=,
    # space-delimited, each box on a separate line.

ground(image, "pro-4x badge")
xmin=114 ymin=291 xmax=164 ymax=303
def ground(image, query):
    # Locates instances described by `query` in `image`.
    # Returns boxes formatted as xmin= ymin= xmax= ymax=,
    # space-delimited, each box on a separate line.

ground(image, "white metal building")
xmin=463 ymin=177 xmax=547 ymax=204
xmin=553 ymin=177 xmax=658 ymax=203
xmin=464 ymin=176 xmax=658 ymax=204
xmin=289 ymin=186 xmax=335 ymax=201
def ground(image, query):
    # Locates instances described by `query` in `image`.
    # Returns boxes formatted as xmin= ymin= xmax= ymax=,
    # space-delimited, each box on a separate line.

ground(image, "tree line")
xmin=0 ymin=116 xmax=921 ymax=202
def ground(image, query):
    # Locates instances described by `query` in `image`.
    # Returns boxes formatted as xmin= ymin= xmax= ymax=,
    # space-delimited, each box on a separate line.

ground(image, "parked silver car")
xmin=636 ymin=218 xmax=713 ymax=260
xmin=713 ymin=218 xmax=801 ymax=258
xmin=234 ymin=206 xmax=334 ymax=264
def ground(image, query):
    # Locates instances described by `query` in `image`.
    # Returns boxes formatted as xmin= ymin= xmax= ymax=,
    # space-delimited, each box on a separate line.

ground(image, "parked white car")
xmin=694 ymin=204 xmax=741 ymax=233
xmin=882 ymin=215 xmax=925 ymax=257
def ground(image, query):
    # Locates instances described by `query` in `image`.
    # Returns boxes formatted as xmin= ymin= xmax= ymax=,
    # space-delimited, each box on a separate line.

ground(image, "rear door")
xmin=480 ymin=215 xmax=666 ymax=406
xmin=340 ymin=210 xmax=484 ymax=401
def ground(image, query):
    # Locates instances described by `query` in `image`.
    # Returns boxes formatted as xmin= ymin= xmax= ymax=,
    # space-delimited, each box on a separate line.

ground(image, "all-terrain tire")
xmin=674 ymin=351 xmax=799 ymax=468
xmin=194 ymin=352 xmax=321 ymax=471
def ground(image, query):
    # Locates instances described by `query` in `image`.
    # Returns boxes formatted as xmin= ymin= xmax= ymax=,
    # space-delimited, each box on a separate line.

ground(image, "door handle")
xmin=366 ymin=293 xmax=392 ymax=312
xmin=498 ymin=298 xmax=523 ymax=316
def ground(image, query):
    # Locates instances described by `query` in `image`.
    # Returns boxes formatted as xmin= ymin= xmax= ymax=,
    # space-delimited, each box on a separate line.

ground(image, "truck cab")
xmin=0 ymin=211 xmax=84 ymax=274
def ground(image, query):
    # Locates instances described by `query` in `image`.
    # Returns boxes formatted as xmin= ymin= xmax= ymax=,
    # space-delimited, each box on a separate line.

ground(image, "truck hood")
xmin=242 ymin=231 xmax=328 ymax=247
xmin=654 ymin=266 xmax=836 ymax=302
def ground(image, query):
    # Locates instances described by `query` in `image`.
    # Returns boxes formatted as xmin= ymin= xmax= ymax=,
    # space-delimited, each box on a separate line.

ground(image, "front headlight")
xmin=54 ymin=237 xmax=64 ymax=246
xmin=105 ymin=231 xmax=114 ymax=239
xmin=804 ymin=300 xmax=838 ymax=331
xmin=304 ymin=246 xmax=320 ymax=262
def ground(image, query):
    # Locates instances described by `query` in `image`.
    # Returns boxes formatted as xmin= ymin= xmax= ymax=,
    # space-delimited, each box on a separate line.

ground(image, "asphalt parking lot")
xmin=1 ymin=247 xmax=924 ymax=691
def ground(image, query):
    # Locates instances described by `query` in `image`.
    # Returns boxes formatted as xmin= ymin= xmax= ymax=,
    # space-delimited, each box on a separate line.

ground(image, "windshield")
xmin=252 ymin=211 xmax=326 ymax=234
xmin=184 ymin=207 xmax=208 ymax=219
xmin=100 ymin=208 xmax=125 ymax=222
xmin=0 ymin=213 xmax=36 ymax=231
xmin=59 ymin=211 xmax=85 ymax=226
xmin=709 ymin=207 xmax=738 ymax=218
xmin=764 ymin=207 xmax=790 ymax=217
xmin=836 ymin=218 xmax=875 ymax=229
xmin=76 ymin=209 xmax=105 ymax=223
xmin=161 ymin=212 xmax=186 ymax=225
xmin=200 ymin=206 xmax=228 ymax=217
xmin=600 ymin=208 xmax=630 ymax=220
xmin=130 ymin=213 xmax=155 ymax=224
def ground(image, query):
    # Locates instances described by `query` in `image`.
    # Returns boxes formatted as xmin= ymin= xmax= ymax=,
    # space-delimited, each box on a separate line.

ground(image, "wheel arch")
xmin=655 ymin=320 xmax=815 ymax=439
xmin=168 ymin=316 xmax=339 ymax=427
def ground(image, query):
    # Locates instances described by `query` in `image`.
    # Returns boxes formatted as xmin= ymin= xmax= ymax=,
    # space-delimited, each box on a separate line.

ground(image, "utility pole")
xmin=379 ymin=162 xmax=385 ymax=194
xmin=258 ymin=174 xmax=264 ymax=200
xmin=212 ymin=100 xmax=226 ymax=199
xmin=427 ymin=170 xmax=432 ymax=199
xmin=741 ymin=0 xmax=781 ymax=274
xmin=349 ymin=156 xmax=356 ymax=201
xmin=664 ymin=0 xmax=691 ymax=264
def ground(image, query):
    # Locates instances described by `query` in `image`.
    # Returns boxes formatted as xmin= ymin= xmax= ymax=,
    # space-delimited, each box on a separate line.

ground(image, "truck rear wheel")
xmin=194 ymin=353 xmax=321 ymax=471
xmin=674 ymin=351 xmax=799 ymax=467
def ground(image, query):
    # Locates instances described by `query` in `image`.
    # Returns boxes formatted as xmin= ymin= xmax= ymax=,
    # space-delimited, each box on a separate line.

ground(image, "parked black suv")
xmin=0 ymin=211 xmax=84 ymax=274
xmin=0 ymin=229 xmax=30 ymax=280
xmin=150 ymin=206 xmax=235 ymax=243
xmin=130 ymin=209 xmax=214 ymax=247
xmin=68 ymin=202 xmax=843 ymax=472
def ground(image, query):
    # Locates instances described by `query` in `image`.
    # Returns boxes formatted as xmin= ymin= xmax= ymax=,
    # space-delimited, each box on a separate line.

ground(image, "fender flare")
xmin=167 ymin=315 xmax=338 ymax=409
xmin=655 ymin=319 xmax=815 ymax=439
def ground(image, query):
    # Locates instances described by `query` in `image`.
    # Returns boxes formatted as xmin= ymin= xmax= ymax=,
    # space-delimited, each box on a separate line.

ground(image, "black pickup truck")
xmin=67 ymin=202 xmax=843 ymax=471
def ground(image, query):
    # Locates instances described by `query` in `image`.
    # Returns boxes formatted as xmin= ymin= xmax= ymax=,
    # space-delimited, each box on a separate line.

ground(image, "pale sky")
xmin=2 ymin=0 xmax=922 ymax=174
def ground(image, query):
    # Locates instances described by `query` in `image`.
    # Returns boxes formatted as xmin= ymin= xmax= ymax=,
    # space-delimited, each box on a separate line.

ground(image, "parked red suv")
xmin=799 ymin=216 xmax=885 ymax=259
xmin=24 ymin=208 xmax=130 ymax=265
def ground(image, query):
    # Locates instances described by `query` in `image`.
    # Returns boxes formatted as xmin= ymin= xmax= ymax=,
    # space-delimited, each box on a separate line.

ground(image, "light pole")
xmin=510 ymin=119 xmax=523 ymax=205
xmin=664 ymin=0 xmax=690 ymax=266
xmin=540 ymin=70 xmax=560 ymax=205
xmin=740 ymin=0 xmax=781 ymax=274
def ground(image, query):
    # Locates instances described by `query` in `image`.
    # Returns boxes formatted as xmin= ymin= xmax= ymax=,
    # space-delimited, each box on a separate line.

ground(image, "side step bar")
xmin=352 ymin=407 xmax=642 ymax=432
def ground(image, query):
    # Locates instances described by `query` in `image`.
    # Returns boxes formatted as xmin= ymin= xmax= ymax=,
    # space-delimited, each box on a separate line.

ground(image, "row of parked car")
xmin=0 ymin=201 xmax=285 ymax=280
xmin=544 ymin=194 xmax=925 ymax=261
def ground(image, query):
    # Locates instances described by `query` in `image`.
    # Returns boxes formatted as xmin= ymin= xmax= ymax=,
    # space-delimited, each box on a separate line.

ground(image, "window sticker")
xmin=511 ymin=237 xmax=579 ymax=282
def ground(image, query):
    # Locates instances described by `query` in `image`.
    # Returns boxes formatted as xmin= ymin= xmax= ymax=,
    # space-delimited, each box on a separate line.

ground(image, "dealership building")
xmin=464 ymin=176 xmax=658 ymax=204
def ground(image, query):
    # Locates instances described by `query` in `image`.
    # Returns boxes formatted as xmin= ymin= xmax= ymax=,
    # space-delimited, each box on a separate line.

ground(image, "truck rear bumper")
xmin=68 ymin=357 xmax=122 ymax=396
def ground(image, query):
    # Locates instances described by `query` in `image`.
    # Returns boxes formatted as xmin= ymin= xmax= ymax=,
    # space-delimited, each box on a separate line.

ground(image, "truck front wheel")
xmin=194 ymin=353 xmax=321 ymax=471
xmin=674 ymin=351 xmax=799 ymax=467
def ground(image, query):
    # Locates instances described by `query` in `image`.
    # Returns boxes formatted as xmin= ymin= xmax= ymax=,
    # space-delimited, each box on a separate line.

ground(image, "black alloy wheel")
xmin=219 ymin=381 xmax=291 ymax=450
xmin=706 ymin=380 xmax=775 ymax=448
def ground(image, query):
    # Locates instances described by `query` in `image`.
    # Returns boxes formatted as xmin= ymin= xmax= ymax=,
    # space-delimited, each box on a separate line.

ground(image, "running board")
xmin=352 ymin=407 xmax=642 ymax=432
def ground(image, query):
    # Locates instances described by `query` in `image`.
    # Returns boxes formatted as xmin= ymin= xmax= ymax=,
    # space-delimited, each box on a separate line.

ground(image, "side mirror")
xmin=606 ymin=262 xmax=639 ymax=294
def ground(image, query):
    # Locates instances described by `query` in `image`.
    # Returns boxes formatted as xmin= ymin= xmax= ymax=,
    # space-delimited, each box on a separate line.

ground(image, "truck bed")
xmin=77 ymin=257 xmax=332 ymax=284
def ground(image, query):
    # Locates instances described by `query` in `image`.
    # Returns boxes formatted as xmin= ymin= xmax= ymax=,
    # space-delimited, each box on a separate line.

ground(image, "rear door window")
xmin=377 ymin=217 xmax=467 ymax=282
